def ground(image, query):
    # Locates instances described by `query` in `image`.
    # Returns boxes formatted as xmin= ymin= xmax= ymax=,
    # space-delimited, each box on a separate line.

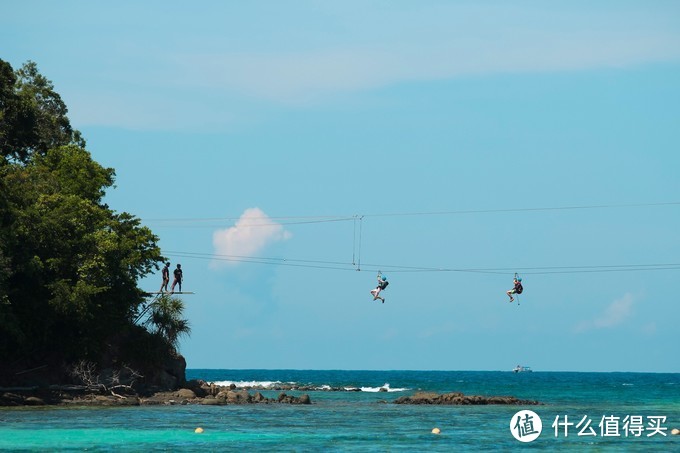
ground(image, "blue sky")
xmin=3 ymin=1 xmax=679 ymax=372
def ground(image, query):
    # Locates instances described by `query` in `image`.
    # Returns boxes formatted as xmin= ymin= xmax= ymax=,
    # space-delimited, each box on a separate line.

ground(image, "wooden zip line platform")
xmin=143 ymin=291 xmax=195 ymax=296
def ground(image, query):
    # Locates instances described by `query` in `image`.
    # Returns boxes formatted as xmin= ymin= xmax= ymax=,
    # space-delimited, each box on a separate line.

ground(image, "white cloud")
xmin=172 ymin=2 xmax=680 ymax=106
xmin=211 ymin=208 xmax=292 ymax=268
xmin=575 ymin=293 xmax=635 ymax=332
xmin=180 ymin=30 xmax=680 ymax=105
xmin=63 ymin=3 xmax=680 ymax=128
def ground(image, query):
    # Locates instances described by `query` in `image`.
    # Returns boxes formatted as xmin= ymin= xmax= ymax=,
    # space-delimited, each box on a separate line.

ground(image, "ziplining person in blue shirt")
xmin=507 ymin=273 xmax=523 ymax=303
xmin=370 ymin=272 xmax=389 ymax=303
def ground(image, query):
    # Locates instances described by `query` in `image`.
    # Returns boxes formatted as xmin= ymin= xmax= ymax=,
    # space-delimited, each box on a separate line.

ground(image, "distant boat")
xmin=512 ymin=365 xmax=533 ymax=373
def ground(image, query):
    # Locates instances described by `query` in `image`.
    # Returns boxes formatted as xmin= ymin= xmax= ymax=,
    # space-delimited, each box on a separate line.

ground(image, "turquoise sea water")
xmin=1 ymin=370 xmax=678 ymax=451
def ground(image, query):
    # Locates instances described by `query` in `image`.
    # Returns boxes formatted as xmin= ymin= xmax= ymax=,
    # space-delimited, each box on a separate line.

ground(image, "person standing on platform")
xmin=170 ymin=263 xmax=183 ymax=293
xmin=159 ymin=262 xmax=170 ymax=293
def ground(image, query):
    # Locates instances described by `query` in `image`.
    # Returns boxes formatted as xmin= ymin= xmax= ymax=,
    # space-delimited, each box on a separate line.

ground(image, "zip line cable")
xmin=360 ymin=262 xmax=680 ymax=274
xmin=141 ymin=201 xmax=680 ymax=225
xmin=166 ymin=250 xmax=352 ymax=267
xmin=352 ymin=216 xmax=356 ymax=266
xmin=163 ymin=250 xmax=680 ymax=276
xmin=361 ymin=264 xmax=680 ymax=275
xmin=153 ymin=201 xmax=679 ymax=276
xmin=147 ymin=217 xmax=355 ymax=229
xmin=144 ymin=214 xmax=354 ymax=222
xmin=357 ymin=215 xmax=363 ymax=271
xmin=166 ymin=251 xmax=357 ymax=271
xmin=360 ymin=201 xmax=680 ymax=219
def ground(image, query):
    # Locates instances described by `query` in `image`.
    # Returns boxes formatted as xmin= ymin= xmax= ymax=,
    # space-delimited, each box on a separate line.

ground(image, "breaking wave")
xmin=209 ymin=380 xmax=409 ymax=392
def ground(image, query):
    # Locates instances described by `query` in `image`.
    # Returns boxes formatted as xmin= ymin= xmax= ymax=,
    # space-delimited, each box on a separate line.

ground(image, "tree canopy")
xmin=1 ymin=60 xmax=85 ymax=163
xmin=0 ymin=59 xmax=186 ymax=386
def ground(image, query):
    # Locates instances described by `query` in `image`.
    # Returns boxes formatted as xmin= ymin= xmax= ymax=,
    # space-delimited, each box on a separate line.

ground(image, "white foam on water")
xmin=211 ymin=380 xmax=284 ymax=388
xmin=359 ymin=383 xmax=409 ymax=393
xmin=207 ymin=380 xmax=409 ymax=392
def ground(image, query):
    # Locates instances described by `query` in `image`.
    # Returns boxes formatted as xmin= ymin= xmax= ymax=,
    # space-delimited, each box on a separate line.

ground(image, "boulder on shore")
xmin=277 ymin=392 xmax=312 ymax=404
xmin=393 ymin=391 xmax=541 ymax=406
xmin=0 ymin=385 xmax=312 ymax=407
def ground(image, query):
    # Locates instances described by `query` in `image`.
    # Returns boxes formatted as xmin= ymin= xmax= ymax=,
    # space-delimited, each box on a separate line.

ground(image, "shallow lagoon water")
xmin=1 ymin=370 xmax=678 ymax=451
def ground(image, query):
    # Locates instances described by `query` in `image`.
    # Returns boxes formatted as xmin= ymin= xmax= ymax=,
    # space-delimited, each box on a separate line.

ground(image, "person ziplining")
xmin=506 ymin=273 xmax=523 ymax=303
xmin=370 ymin=272 xmax=389 ymax=303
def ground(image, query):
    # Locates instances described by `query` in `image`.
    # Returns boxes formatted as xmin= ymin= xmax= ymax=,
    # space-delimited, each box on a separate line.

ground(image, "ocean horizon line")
xmin=187 ymin=368 xmax=679 ymax=374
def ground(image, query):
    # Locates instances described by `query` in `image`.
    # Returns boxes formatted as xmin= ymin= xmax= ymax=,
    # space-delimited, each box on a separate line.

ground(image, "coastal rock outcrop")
xmin=139 ymin=388 xmax=312 ymax=406
xmin=393 ymin=391 xmax=541 ymax=405
xmin=0 ymin=385 xmax=312 ymax=407
xmin=175 ymin=388 xmax=196 ymax=399
xmin=277 ymin=392 xmax=312 ymax=404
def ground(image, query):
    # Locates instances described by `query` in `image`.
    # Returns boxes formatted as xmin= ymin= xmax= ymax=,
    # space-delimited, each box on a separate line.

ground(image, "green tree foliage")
xmin=0 ymin=59 xmax=85 ymax=163
xmin=144 ymin=295 xmax=192 ymax=350
xmin=0 ymin=61 xmax=185 ymax=386
xmin=2 ymin=145 xmax=164 ymax=364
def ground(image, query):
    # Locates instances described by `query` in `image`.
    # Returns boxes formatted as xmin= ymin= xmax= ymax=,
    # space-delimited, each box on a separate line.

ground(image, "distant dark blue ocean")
xmin=1 ymin=370 xmax=678 ymax=451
